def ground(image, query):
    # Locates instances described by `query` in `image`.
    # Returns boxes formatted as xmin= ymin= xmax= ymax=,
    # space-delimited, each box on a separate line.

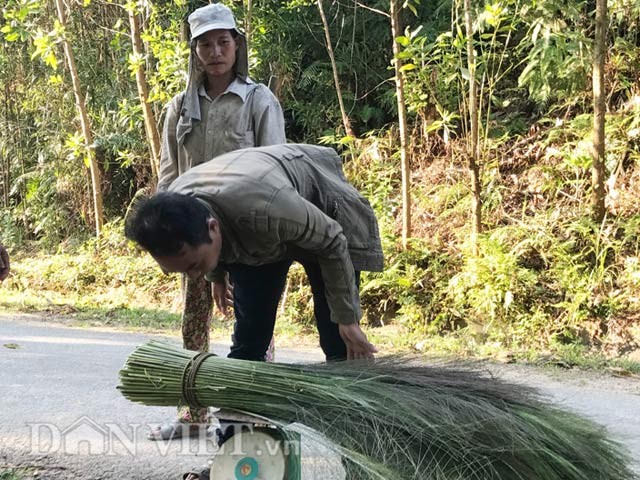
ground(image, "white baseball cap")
xmin=188 ymin=3 xmax=241 ymax=41
xmin=186 ymin=3 xmax=248 ymax=79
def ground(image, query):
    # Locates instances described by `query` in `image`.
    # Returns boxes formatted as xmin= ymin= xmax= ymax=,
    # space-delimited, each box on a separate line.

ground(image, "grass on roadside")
xmin=0 ymin=288 xmax=317 ymax=347
xmin=2 ymin=245 xmax=639 ymax=374
xmin=526 ymin=343 xmax=640 ymax=374
xmin=3 ymin=287 xmax=640 ymax=373
xmin=0 ymin=469 xmax=27 ymax=480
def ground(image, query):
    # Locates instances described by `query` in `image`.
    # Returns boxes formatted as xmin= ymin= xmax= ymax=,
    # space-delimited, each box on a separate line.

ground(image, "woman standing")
xmin=151 ymin=2 xmax=285 ymax=441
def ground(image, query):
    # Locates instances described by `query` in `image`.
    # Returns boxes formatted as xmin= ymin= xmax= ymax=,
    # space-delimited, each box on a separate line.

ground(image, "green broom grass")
xmin=118 ymin=340 xmax=637 ymax=480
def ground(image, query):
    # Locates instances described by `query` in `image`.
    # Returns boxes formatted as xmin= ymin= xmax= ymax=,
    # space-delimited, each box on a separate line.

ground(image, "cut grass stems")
xmin=119 ymin=341 xmax=638 ymax=480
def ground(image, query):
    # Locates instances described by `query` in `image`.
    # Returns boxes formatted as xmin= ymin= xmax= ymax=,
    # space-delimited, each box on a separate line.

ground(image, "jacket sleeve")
xmin=270 ymin=186 xmax=361 ymax=325
xmin=157 ymin=95 xmax=181 ymax=192
xmin=251 ymin=86 xmax=286 ymax=146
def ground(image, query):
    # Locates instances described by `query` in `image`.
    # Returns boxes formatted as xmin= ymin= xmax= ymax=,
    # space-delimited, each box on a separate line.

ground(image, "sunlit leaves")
xmin=48 ymin=74 xmax=63 ymax=85
xmin=396 ymin=35 xmax=410 ymax=47
xmin=31 ymin=29 xmax=59 ymax=69
xmin=517 ymin=0 xmax=591 ymax=104
xmin=284 ymin=0 xmax=316 ymax=9
xmin=1 ymin=0 xmax=43 ymax=42
xmin=123 ymin=0 xmax=138 ymax=14
xmin=402 ymin=0 xmax=421 ymax=17
xmin=64 ymin=131 xmax=90 ymax=167
xmin=399 ymin=63 xmax=417 ymax=72
xmin=141 ymin=3 xmax=190 ymax=105
xmin=478 ymin=2 xmax=509 ymax=28
xmin=127 ymin=51 xmax=145 ymax=76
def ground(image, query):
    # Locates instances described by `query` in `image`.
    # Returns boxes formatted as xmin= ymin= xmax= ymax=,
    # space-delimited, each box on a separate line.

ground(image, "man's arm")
xmin=251 ymin=86 xmax=286 ymax=146
xmin=157 ymin=96 xmax=181 ymax=192
xmin=338 ymin=323 xmax=377 ymax=360
xmin=269 ymin=187 xmax=377 ymax=359
xmin=210 ymin=273 xmax=233 ymax=317
xmin=271 ymin=187 xmax=359 ymax=323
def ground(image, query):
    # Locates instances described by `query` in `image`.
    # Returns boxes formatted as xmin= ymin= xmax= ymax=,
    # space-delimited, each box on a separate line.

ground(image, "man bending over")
xmin=125 ymin=144 xmax=383 ymax=361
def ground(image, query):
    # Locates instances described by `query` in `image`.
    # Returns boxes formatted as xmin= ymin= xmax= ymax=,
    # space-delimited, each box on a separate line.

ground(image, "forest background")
xmin=1 ymin=0 xmax=640 ymax=367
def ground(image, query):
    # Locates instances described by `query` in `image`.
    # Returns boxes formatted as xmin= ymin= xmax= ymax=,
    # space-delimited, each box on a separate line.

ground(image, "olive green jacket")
xmin=169 ymin=144 xmax=384 ymax=325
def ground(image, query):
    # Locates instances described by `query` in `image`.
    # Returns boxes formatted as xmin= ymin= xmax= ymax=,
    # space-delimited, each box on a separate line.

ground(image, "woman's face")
xmin=194 ymin=29 xmax=238 ymax=79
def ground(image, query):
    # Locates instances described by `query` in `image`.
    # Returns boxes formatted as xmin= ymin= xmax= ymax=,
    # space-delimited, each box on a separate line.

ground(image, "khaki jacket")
xmin=157 ymin=79 xmax=286 ymax=191
xmin=169 ymin=144 xmax=384 ymax=325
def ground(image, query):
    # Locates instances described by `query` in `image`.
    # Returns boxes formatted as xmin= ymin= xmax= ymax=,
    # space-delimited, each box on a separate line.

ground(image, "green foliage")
xmin=399 ymin=0 xmax=534 ymax=142
xmin=361 ymin=242 xmax=450 ymax=333
xmin=547 ymin=219 xmax=619 ymax=322
xmin=248 ymin=0 xmax=409 ymax=140
xmin=0 ymin=209 xmax=25 ymax=246
xmin=446 ymin=231 xmax=538 ymax=332
xmin=0 ymin=0 xmax=43 ymax=42
xmin=1 ymin=0 xmax=640 ymax=359
xmin=142 ymin=3 xmax=189 ymax=105
xmin=0 ymin=469 xmax=24 ymax=480
xmin=0 ymin=222 xmax=185 ymax=331
xmin=517 ymin=0 xmax=591 ymax=105
xmin=31 ymin=26 xmax=60 ymax=69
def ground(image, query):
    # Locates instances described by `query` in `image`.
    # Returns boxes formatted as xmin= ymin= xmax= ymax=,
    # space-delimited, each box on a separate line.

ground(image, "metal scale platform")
xmin=210 ymin=410 xmax=301 ymax=480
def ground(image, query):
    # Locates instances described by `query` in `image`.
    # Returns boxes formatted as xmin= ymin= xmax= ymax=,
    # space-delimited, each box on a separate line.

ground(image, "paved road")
xmin=1 ymin=313 xmax=639 ymax=479
xmin=0 ymin=314 xmax=344 ymax=480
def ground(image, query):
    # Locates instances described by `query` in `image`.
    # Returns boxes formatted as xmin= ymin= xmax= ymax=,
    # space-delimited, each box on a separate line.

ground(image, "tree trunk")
xmin=128 ymin=4 xmax=161 ymax=181
xmin=245 ymin=0 xmax=253 ymax=48
xmin=2 ymin=72 xmax=10 ymax=209
xmin=463 ymin=0 xmax=482 ymax=253
xmin=591 ymin=0 xmax=607 ymax=224
xmin=268 ymin=71 xmax=284 ymax=99
xmin=390 ymin=0 xmax=411 ymax=247
xmin=54 ymin=0 xmax=104 ymax=236
xmin=18 ymin=117 xmax=29 ymax=236
xmin=317 ymin=0 xmax=356 ymax=138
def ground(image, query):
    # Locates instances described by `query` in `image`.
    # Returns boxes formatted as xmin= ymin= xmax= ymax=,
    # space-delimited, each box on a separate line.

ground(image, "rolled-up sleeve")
xmin=157 ymin=97 xmax=181 ymax=192
xmin=270 ymin=187 xmax=360 ymax=325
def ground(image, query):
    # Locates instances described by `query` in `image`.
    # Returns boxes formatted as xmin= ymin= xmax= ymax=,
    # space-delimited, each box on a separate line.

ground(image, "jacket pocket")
xmin=329 ymin=196 xmax=377 ymax=250
xmin=225 ymin=129 xmax=255 ymax=150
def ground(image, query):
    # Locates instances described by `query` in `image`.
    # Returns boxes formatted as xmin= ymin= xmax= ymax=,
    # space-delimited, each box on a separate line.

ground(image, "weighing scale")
xmin=210 ymin=410 xmax=301 ymax=480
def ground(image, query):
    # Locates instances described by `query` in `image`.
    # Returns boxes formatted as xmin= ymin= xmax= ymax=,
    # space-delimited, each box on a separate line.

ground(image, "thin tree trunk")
xmin=128 ymin=4 xmax=160 ymax=181
xmin=591 ymin=0 xmax=607 ymax=224
xmin=18 ymin=119 xmax=29 ymax=236
xmin=11 ymin=63 xmax=30 ymax=237
xmin=54 ymin=0 xmax=104 ymax=235
xmin=390 ymin=0 xmax=411 ymax=247
xmin=317 ymin=0 xmax=356 ymax=138
xmin=2 ymin=70 xmax=10 ymax=209
xmin=268 ymin=71 xmax=284 ymax=99
xmin=463 ymin=0 xmax=482 ymax=253
xmin=245 ymin=0 xmax=253 ymax=48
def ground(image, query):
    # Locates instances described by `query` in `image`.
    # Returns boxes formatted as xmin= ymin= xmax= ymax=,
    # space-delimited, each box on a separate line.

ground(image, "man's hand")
xmin=212 ymin=278 xmax=233 ymax=317
xmin=338 ymin=323 xmax=378 ymax=360
xmin=0 ymin=244 xmax=10 ymax=282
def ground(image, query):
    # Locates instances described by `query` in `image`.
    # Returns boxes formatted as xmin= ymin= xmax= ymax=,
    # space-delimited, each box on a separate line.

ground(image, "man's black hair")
xmin=124 ymin=192 xmax=212 ymax=256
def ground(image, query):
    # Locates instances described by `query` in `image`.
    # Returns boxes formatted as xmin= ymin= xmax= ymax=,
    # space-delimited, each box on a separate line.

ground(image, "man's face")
xmin=153 ymin=218 xmax=222 ymax=280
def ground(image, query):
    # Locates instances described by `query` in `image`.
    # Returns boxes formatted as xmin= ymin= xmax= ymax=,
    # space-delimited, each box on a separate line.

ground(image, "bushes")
xmin=319 ymin=117 xmax=640 ymax=353
xmin=3 ymin=220 xmax=181 ymax=314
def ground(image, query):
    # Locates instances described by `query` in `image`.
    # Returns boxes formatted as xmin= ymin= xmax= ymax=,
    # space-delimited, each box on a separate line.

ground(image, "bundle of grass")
xmin=118 ymin=341 xmax=637 ymax=480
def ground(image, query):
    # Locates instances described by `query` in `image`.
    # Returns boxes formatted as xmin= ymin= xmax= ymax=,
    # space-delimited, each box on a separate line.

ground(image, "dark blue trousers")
xmin=225 ymin=260 xmax=360 ymax=362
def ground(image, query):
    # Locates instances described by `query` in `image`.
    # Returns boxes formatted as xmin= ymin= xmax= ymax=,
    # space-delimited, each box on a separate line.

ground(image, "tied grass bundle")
xmin=119 ymin=341 xmax=637 ymax=480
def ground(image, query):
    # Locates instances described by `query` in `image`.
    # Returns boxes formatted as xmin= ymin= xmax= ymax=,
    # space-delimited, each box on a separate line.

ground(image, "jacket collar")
xmin=196 ymin=76 xmax=254 ymax=103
